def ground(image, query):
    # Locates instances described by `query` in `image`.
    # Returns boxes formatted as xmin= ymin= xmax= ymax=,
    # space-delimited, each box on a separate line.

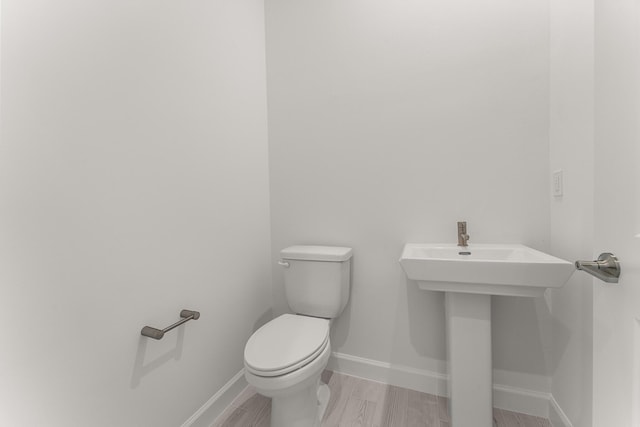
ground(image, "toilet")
xmin=244 ymin=245 xmax=353 ymax=427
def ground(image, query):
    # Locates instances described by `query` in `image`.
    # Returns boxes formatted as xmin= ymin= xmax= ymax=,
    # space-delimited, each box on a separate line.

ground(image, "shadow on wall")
xmin=405 ymin=278 xmax=447 ymax=360
xmin=330 ymin=297 xmax=352 ymax=350
xmin=253 ymin=308 xmax=274 ymax=334
xmin=492 ymin=295 xmax=569 ymax=377
xmin=328 ymin=255 xmax=355 ymax=350
xmin=130 ymin=326 xmax=186 ymax=388
xmin=544 ymin=298 xmax=572 ymax=376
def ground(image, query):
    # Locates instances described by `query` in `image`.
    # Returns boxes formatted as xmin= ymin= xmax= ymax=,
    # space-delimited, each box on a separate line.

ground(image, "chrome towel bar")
xmin=141 ymin=309 xmax=200 ymax=340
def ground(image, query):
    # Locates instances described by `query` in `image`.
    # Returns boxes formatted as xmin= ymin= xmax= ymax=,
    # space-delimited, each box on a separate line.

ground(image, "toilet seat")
xmin=244 ymin=314 xmax=330 ymax=377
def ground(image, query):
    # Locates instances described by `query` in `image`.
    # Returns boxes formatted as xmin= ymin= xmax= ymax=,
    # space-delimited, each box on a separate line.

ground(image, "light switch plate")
xmin=552 ymin=170 xmax=563 ymax=197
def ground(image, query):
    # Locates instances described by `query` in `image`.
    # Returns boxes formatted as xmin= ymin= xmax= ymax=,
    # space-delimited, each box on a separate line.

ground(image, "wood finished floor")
xmin=212 ymin=371 xmax=552 ymax=427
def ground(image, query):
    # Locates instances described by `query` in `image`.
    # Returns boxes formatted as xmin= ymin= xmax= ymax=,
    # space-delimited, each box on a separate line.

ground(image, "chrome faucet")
xmin=457 ymin=221 xmax=470 ymax=247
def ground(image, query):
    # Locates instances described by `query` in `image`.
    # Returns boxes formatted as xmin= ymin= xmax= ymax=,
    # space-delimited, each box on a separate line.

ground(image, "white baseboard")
xmin=493 ymin=383 xmax=550 ymax=418
xmin=328 ymin=352 xmax=556 ymax=420
xmin=548 ymin=395 xmax=573 ymax=427
xmin=182 ymin=353 xmax=574 ymax=427
xmin=181 ymin=369 xmax=247 ymax=427
xmin=327 ymin=351 xmax=449 ymax=397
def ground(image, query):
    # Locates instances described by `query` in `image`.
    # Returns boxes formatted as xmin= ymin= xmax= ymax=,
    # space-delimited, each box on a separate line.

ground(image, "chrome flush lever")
xmin=278 ymin=260 xmax=290 ymax=268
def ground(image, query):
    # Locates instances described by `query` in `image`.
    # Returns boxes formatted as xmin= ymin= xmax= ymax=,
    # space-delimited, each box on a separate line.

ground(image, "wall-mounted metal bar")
xmin=575 ymin=253 xmax=621 ymax=283
xmin=141 ymin=309 xmax=200 ymax=340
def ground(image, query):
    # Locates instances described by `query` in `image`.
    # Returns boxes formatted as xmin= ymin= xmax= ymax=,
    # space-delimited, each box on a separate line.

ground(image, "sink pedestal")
xmin=445 ymin=292 xmax=493 ymax=427
xmin=399 ymin=243 xmax=575 ymax=427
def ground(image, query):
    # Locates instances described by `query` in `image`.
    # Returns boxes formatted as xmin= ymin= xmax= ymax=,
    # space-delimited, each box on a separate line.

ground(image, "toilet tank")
xmin=280 ymin=245 xmax=353 ymax=319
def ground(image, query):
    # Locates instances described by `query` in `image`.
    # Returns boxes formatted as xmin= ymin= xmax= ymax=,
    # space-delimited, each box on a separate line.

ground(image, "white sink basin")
xmin=399 ymin=243 xmax=575 ymax=297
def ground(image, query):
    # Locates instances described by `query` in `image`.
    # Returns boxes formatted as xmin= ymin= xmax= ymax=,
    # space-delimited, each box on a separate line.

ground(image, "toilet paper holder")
xmin=141 ymin=309 xmax=200 ymax=340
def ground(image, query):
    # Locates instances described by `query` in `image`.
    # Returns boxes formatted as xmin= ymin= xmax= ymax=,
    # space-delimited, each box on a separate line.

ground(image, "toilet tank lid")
xmin=281 ymin=245 xmax=353 ymax=262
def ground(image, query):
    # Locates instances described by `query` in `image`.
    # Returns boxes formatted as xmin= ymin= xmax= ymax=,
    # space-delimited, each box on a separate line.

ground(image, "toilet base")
xmin=271 ymin=379 xmax=330 ymax=427
xmin=245 ymin=332 xmax=332 ymax=427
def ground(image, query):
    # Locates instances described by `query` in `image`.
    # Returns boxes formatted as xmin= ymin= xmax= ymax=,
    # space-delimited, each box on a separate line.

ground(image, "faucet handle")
xmin=457 ymin=221 xmax=469 ymax=246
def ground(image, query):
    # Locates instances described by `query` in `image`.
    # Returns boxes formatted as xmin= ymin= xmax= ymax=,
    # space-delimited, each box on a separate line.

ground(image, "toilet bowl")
xmin=244 ymin=314 xmax=331 ymax=427
xmin=243 ymin=245 xmax=352 ymax=427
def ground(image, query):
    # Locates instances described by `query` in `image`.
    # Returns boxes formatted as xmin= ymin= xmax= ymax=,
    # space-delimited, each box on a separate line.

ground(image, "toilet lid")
xmin=244 ymin=314 xmax=330 ymax=377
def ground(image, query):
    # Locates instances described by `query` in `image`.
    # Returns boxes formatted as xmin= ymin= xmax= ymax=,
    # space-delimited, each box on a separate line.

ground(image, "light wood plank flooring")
xmin=212 ymin=371 xmax=552 ymax=427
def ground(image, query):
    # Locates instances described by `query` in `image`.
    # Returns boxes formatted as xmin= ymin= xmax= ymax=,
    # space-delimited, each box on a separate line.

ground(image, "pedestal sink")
xmin=399 ymin=243 xmax=575 ymax=427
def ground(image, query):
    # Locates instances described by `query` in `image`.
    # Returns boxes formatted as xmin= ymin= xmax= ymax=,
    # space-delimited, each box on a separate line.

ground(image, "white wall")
xmin=266 ymin=0 xmax=553 ymax=394
xmin=0 ymin=1 xmax=271 ymax=426
xmin=548 ymin=0 xmax=595 ymax=425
